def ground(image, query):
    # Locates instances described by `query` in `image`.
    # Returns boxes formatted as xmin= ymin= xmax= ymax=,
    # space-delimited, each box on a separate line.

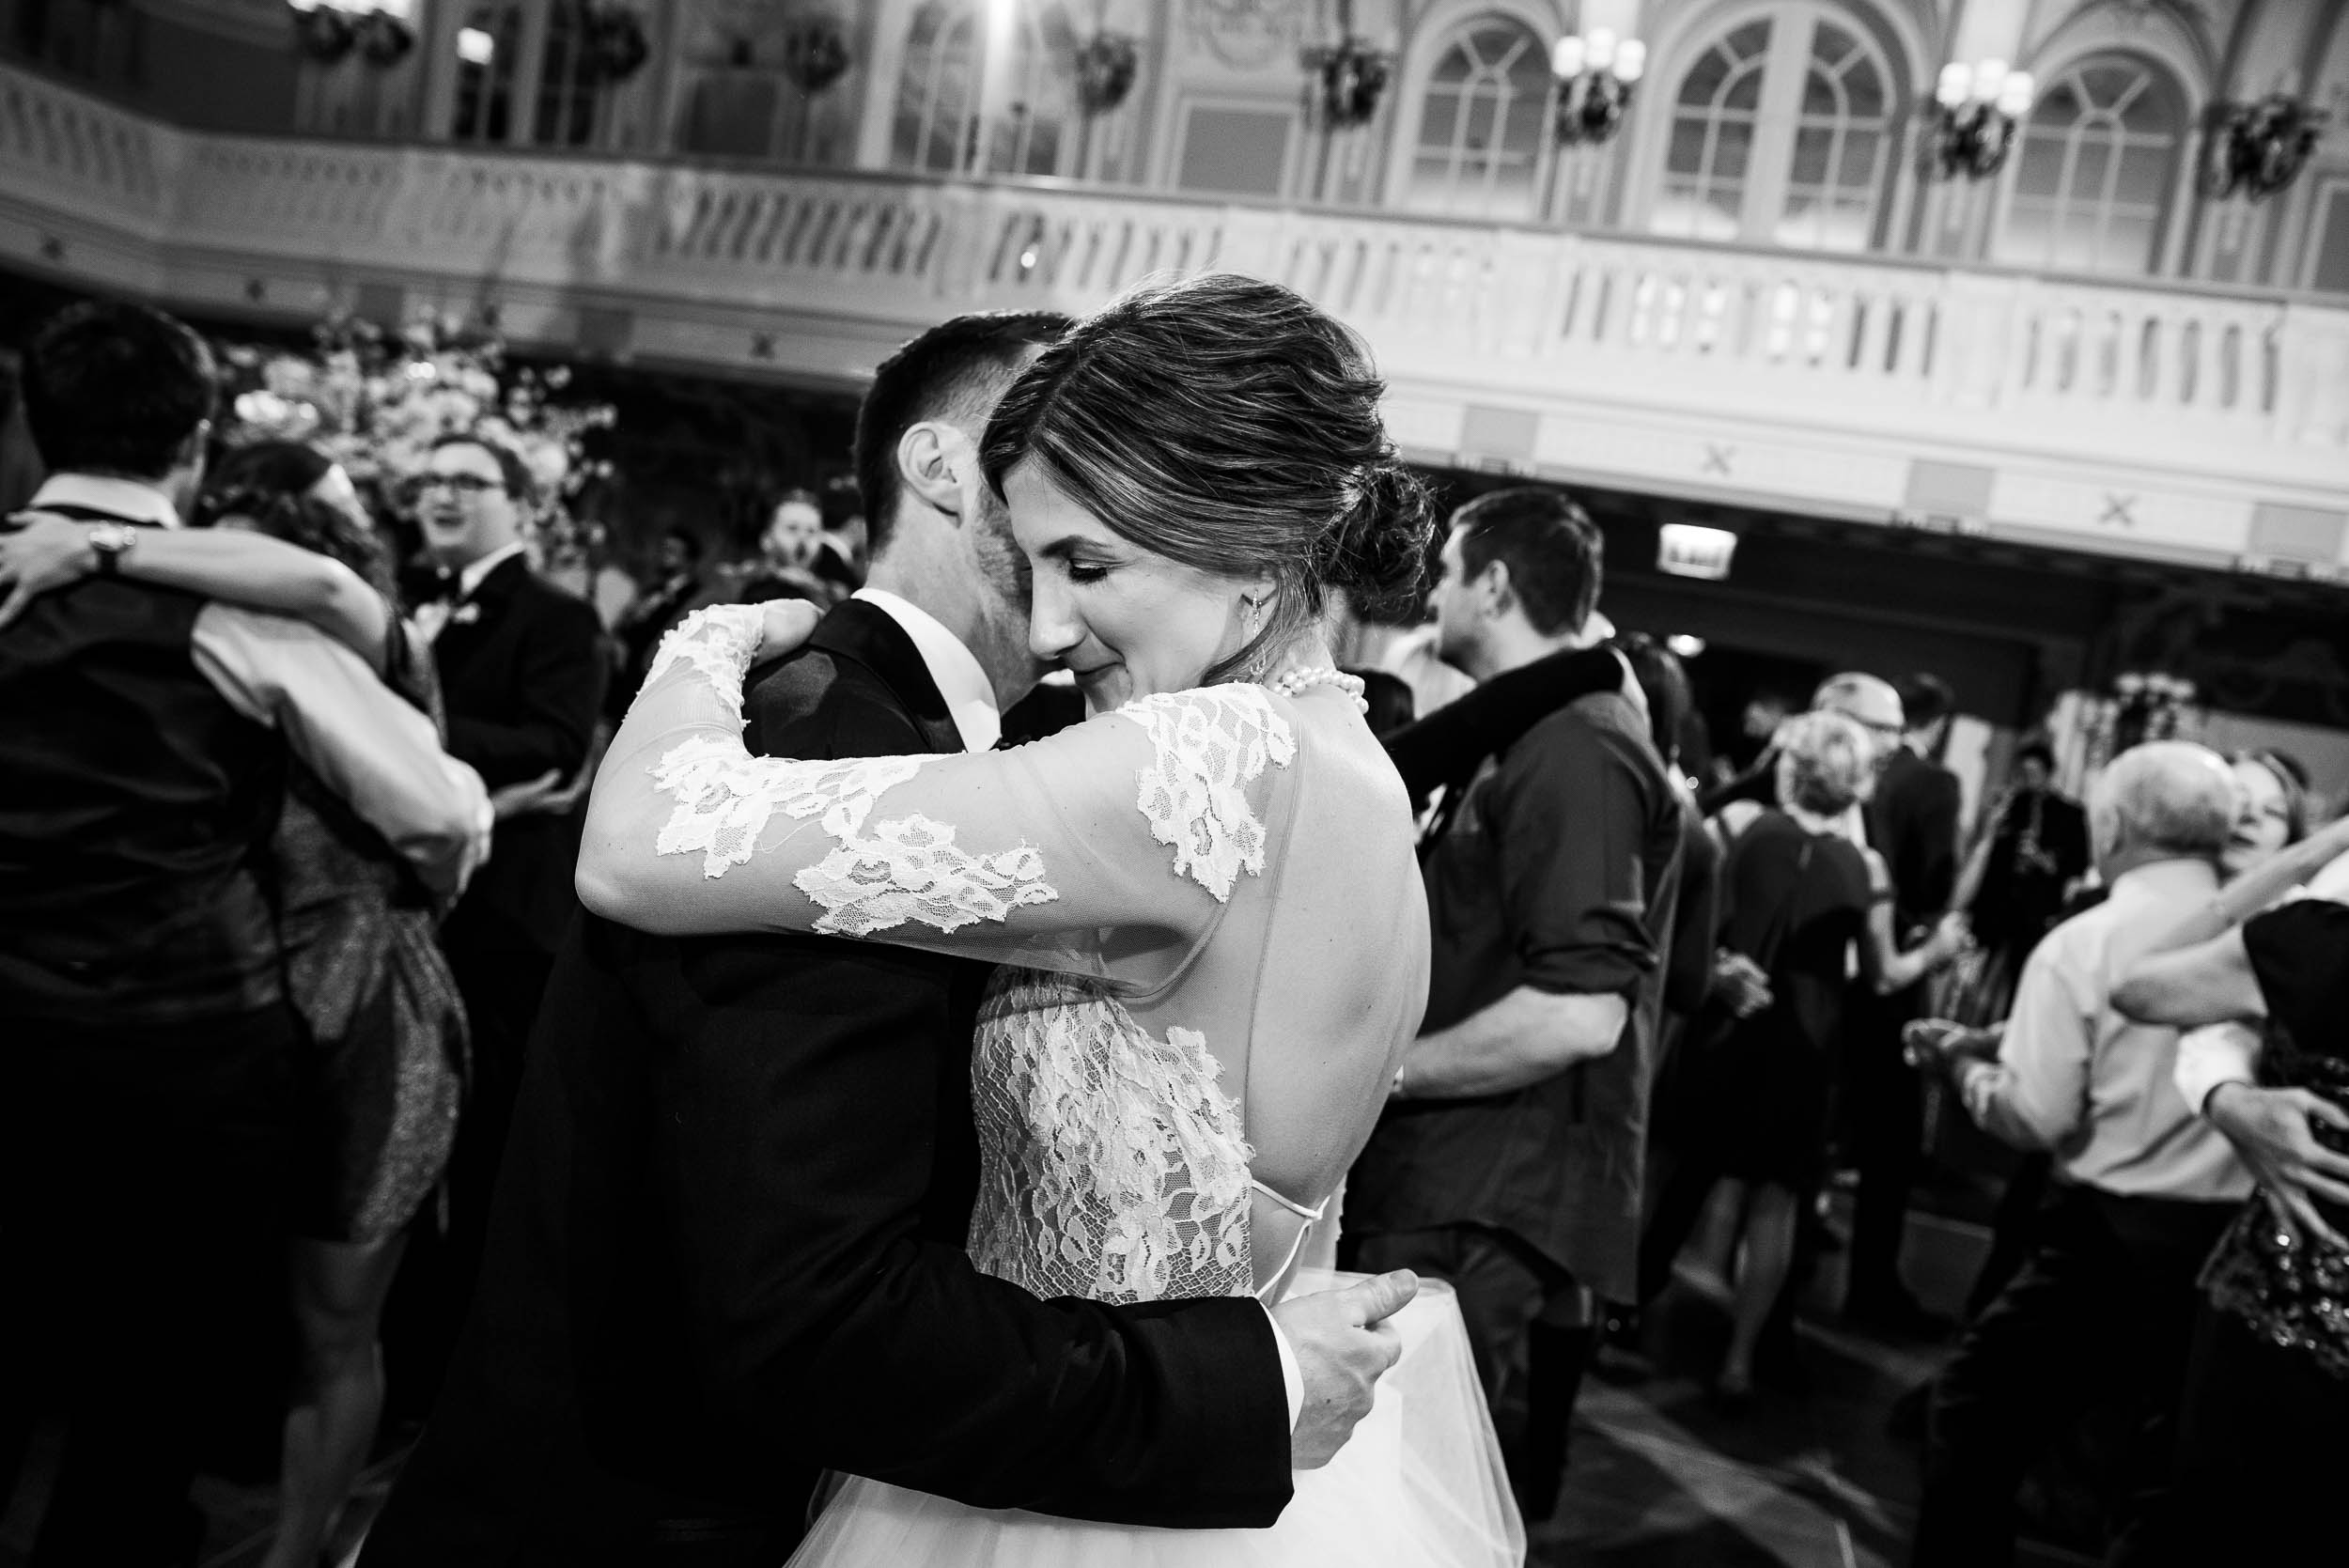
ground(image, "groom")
xmin=361 ymin=312 xmax=1415 ymax=1567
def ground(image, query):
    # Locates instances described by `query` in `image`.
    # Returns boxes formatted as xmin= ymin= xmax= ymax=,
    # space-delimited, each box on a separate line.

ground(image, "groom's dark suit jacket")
xmin=360 ymin=599 xmax=1290 ymax=1567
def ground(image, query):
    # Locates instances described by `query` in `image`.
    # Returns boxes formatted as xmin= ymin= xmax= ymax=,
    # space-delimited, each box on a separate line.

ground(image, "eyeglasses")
xmin=408 ymin=473 xmax=506 ymax=497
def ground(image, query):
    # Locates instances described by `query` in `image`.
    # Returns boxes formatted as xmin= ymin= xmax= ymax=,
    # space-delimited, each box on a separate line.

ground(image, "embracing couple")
xmin=359 ymin=276 xmax=1520 ymax=1567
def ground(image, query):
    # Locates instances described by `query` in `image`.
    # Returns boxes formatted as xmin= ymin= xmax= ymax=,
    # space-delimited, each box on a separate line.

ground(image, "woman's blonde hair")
xmin=1775 ymin=709 xmax=1874 ymax=817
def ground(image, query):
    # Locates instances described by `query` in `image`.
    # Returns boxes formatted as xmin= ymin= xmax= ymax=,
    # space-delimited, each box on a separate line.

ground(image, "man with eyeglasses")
xmin=392 ymin=430 xmax=608 ymax=1416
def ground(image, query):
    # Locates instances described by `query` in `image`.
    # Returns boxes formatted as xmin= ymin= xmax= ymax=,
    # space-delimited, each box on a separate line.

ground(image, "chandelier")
xmin=2201 ymin=96 xmax=2327 ymax=201
xmin=1927 ymin=58 xmax=2033 ymax=179
xmin=287 ymin=0 xmax=415 ymax=68
xmin=1550 ymin=28 xmax=1645 ymax=147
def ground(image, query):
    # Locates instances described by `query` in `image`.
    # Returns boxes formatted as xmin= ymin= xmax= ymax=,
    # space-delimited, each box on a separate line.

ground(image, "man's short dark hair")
xmin=1902 ymin=673 xmax=1954 ymax=730
xmin=2015 ymin=737 xmax=2057 ymax=772
xmin=852 ymin=310 xmax=1071 ymax=557
xmin=22 ymin=301 xmax=215 ymax=478
xmin=1451 ymin=486 xmax=1601 ymax=638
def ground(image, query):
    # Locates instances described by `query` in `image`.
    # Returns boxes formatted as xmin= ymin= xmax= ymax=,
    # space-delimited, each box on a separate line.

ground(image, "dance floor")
xmin=3 ymin=1193 xmax=2096 ymax=1568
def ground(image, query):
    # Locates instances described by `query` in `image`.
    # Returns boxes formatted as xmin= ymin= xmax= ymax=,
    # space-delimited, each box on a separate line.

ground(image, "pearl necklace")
xmin=1268 ymin=664 xmax=1369 ymax=716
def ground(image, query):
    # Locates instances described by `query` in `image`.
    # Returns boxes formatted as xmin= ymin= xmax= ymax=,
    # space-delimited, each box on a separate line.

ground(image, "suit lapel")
xmin=809 ymin=599 xmax=967 ymax=755
xmin=431 ymin=553 xmax=528 ymax=678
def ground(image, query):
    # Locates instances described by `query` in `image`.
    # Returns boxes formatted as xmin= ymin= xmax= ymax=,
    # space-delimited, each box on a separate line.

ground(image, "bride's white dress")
xmin=608 ymin=608 xmax=1522 ymax=1568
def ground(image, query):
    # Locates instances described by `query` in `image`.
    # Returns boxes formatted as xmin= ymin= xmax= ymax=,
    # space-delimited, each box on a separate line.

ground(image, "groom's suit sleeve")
xmin=652 ymin=654 xmax=1295 ymax=1529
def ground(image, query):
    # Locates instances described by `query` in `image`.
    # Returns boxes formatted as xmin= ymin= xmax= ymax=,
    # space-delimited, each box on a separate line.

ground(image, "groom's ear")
xmin=896 ymin=421 xmax=971 ymax=522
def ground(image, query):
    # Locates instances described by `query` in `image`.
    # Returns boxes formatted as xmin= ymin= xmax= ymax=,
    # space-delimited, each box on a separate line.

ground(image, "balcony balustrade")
xmin=3 ymin=61 xmax=2343 ymax=577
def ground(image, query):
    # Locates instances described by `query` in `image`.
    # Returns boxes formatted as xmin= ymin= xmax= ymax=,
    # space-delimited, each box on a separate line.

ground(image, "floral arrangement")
xmin=216 ymin=312 xmax=615 ymax=549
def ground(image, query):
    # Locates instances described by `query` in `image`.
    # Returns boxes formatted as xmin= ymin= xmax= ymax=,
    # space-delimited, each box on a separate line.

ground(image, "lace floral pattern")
xmin=644 ymin=604 xmax=765 ymax=726
xmin=967 ymin=969 xmax=1253 ymax=1303
xmin=1117 ymin=687 xmax=1296 ymax=902
xmin=643 ymin=608 xmax=1059 ymax=935
xmin=649 ymin=739 xmax=1059 ymax=935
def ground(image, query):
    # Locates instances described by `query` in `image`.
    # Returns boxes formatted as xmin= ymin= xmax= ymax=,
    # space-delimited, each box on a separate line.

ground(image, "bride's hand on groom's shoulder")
xmin=1274 ymin=1269 xmax=1419 ymax=1469
xmin=756 ymin=596 xmax=823 ymax=659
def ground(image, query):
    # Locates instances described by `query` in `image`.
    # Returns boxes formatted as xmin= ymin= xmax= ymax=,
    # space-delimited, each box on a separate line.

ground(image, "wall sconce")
xmin=1928 ymin=58 xmax=2033 ymax=179
xmin=2201 ymin=96 xmax=2327 ymax=201
xmin=287 ymin=0 xmax=415 ymax=68
xmin=1300 ymin=2 xmax=1392 ymax=130
xmin=1551 ymin=28 xmax=1645 ymax=147
xmin=1076 ymin=32 xmax=1142 ymax=116
xmin=1658 ymin=522 xmax=1738 ymax=581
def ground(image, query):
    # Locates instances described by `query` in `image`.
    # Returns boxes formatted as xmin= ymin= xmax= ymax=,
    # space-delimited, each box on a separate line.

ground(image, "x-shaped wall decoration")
xmin=1702 ymin=443 xmax=1735 ymax=475
xmin=750 ymin=332 xmax=778 ymax=360
xmin=2098 ymin=494 xmax=2139 ymax=529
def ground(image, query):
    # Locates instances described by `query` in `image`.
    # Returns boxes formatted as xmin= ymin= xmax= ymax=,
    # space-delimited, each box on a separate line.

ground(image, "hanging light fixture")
xmin=1550 ymin=27 xmax=1645 ymax=147
xmin=1927 ymin=58 xmax=2034 ymax=179
xmin=1299 ymin=0 xmax=1393 ymax=131
xmin=2201 ymin=96 xmax=2327 ymax=201
xmin=286 ymin=0 xmax=415 ymax=68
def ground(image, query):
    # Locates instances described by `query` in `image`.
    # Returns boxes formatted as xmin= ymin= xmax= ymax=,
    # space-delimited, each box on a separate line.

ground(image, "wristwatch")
xmin=86 ymin=521 xmax=139 ymax=577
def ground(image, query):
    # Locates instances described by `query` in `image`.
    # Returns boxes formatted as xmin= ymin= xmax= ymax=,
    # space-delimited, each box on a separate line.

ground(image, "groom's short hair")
xmin=855 ymin=310 xmax=1071 ymax=557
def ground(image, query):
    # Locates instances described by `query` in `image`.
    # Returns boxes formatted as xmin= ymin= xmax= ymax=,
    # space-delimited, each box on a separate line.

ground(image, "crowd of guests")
xmin=3 ymin=290 xmax=2343 ymax=1568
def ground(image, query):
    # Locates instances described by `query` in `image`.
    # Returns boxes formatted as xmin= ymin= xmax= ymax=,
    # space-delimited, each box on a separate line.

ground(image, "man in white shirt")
xmin=0 ymin=301 xmax=488 ymax=1564
xmin=1908 ymin=740 xmax=2247 ymax=1568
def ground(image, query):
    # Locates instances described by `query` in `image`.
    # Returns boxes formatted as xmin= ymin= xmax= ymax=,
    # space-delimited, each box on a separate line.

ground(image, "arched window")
xmin=1649 ymin=2 xmax=1896 ymax=251
xmin=891 ymin=1 xmax=1077 ymax=177
xmin=1994 ymin=54 xmax=2184 ymax=274
xmin=531 ymin=3 xmax=606 ymax=147
xmin=1404 ymin=17 xmax=1556 ymax=221
xmin=451 ymin=4 xmax=526 ymax=145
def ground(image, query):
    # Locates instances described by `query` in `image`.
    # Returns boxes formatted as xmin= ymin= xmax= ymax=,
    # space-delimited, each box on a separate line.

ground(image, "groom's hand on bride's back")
xmin=1275 ymin=1269 xmax=1419 ymax=1468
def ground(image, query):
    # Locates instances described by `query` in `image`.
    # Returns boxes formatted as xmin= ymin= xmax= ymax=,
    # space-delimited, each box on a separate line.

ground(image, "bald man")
xmin=1906 ymin=742 xmax=2249 ymax=1568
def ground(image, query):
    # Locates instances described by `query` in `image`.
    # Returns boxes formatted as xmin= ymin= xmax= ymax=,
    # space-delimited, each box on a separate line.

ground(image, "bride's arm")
xmin=0 ymin=512 xmax=392 ymax=673
xmin=579 ymin=604 xmax=1283 ymax=957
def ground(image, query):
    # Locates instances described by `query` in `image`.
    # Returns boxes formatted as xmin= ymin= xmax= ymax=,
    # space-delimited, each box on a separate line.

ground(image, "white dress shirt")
xmin=1959 ymin=857 xmax=2252 ymax=1202
xmin=413 ymin=539 xmax=531 ymax=645
xmin=848 ymin=585 xmax=1307 ymax=1430
xmin=851 ymin=586 xmax=1003 ymax=753
xmin=31 ymin=474 xmax=490 ymax=901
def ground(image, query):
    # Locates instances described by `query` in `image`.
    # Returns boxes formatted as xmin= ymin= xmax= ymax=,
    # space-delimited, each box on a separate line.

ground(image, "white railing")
xmin=5 ymin=63 xmax=2345 ymax=490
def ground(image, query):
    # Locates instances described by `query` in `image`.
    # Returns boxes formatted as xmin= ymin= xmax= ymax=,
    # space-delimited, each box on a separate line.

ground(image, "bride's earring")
xmin=1240 ymin=594 xmax=1264 ymax=637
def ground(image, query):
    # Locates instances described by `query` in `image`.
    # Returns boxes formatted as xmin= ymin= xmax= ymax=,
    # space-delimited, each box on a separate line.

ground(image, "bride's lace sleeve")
xmin=579 ymin=605 xmax=1297 ymax=971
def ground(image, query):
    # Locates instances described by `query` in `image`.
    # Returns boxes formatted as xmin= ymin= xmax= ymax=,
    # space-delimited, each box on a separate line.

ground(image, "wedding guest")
xmin=733 ymin=488 xmax=858 ymax=606
xmin=613 ymin=524 xmax=706 ymax=702
xmin=1957 ymin=739 xmax=2092 ymax=1017
xmin=1640 ymin=711 xmax=1967 ymax=1400
xmin=1906 ymin=742 xmax=2248 ymax=1568
xmin=1614 ymin=632 xmax=1719 ymax=1030
xmin=394 ymin=429 xmax=607 ymax=1411
xmin=3 ymin=437 xmax=478 ymax=1567
xmin=1844 ymin=674 xmax=1965 ymax=1334
xmin=2105 ymin=817 xmax=2349 ymax=1564
xmin=1348 ymin=488 xmax=1683 ymax=1520
xmin=0 ymin=302 xmax=488 ymax=1565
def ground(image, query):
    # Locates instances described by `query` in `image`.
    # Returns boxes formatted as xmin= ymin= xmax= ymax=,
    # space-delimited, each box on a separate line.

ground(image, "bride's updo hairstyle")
xmin=979 ymin=272 xmax=1436 ymax=683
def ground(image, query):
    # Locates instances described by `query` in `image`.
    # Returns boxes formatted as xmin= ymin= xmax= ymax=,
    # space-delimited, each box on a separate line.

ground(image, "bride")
xmin=578 ymin=272 xmax=1522 ymax=1567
